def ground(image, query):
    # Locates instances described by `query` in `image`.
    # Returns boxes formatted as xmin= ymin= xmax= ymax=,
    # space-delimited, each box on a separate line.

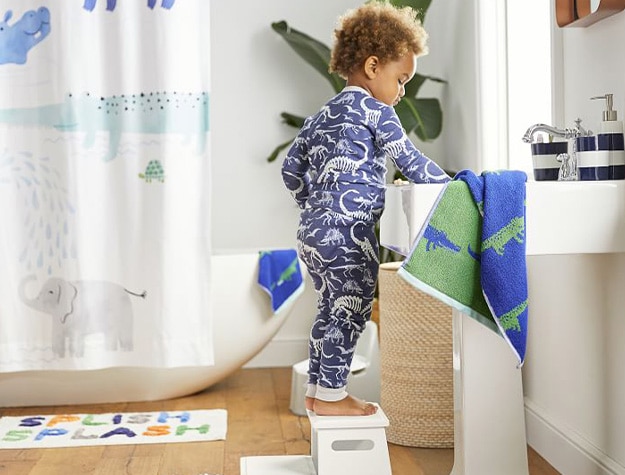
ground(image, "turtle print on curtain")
xmin=0 ymin=1 xmax=212 ymax=370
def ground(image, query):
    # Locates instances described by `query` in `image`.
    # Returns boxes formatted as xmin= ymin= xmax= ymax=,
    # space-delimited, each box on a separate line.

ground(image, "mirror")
xmin=556 ymin=0 xmax=625 ymax=27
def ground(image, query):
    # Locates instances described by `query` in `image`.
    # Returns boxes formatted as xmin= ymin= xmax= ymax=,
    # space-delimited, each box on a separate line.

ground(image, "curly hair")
xmin=329 ymin=1 xmax=428 ymax=79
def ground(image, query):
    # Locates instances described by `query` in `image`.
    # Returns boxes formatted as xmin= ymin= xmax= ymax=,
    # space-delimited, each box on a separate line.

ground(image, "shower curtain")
xmin=0 ymin=0 xmax=213 ymax=370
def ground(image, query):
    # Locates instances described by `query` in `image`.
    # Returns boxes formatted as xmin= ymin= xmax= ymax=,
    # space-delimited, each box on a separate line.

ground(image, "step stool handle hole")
xmin=331 ymin=439 xmax=375 ymax=452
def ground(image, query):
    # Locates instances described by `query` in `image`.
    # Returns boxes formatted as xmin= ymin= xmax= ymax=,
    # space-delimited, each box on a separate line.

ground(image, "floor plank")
xmin=389 ymin=444 xmax=454 ymax=475
xmin=0 ymin=367 xmax=560 ymax=475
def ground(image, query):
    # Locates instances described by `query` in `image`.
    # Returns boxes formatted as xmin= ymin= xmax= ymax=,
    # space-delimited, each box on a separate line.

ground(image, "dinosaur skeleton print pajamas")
xmin=281 ymin=86 xmax=450 ymax=402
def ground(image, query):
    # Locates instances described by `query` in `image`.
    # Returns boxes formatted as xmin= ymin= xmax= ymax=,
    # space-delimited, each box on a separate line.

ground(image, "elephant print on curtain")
xmin=19 ymin=276 xmax=146 ymax=358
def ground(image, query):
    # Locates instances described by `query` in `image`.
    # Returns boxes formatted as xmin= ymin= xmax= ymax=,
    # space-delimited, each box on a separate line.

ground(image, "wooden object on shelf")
xmin=556 ymin=0 xmax=625 ymax=27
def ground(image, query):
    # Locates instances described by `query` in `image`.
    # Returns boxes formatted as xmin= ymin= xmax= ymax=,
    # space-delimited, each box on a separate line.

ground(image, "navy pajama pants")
xmin=297 ymin=208 xmax=379 ymax=399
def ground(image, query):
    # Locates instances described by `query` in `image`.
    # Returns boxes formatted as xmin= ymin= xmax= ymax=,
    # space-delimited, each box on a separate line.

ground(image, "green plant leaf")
xmin=404 ymin=72 xmax=446 ymax=97
xmin=271 ymin=21 xmax=345 ymax=93
xmin=387 ymin=0 xmax=432 ymax=22
xmin=265 ymin=113 xmax=303 ymax=163
xmin=395 ymin=97 xmax=442 ymax=141
xmin=280 ymin=112 xmax=306 ymax=129
xmin=419 ymin=73 xmax=447 ymax=85
xmin=267 ymin=138 xmax=295 ymax=163
xmin=405 ymin=73 xmax=427 ymax=96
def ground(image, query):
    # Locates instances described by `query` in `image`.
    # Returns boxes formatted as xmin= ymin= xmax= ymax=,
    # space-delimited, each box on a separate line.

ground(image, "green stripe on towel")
xmin=399 ymin=181 xmax=498 ymax=334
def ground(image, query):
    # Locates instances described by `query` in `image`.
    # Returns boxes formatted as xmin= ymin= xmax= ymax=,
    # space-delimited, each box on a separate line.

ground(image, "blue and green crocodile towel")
xmin=398 ymin=169 xmax=528 ymax=366
xmin=258 ymin=249 xmax=304 ymax=314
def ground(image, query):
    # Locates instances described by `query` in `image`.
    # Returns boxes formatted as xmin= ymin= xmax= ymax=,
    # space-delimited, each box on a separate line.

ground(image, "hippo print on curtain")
xmin=0 ymin=7 xmax=51 ymax=65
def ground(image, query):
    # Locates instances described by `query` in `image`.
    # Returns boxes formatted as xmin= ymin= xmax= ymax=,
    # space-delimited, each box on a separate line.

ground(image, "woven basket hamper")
xmin=378 ymin=261 xmax=454 ymax=448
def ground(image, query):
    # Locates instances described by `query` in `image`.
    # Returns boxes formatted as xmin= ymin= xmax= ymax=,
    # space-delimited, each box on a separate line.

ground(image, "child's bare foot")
xmin=312 ymin=394 xmax=378 ymax=416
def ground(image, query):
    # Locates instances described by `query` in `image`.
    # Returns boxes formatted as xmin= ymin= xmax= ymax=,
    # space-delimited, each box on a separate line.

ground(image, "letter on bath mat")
xmin=2 ymin=430 xmax=33 ymax=442
xmin=175 ymin=424 xmax=210 ymax=436
xmin=46 ymin=415 xmax=81 ymax=427
xmin=34 ymin=428 xmax=69 ymax=441
xmin=143 ymin=425 xmax=171 ymax=436
xmin=100 ymin=427 xmax=137 ymax=439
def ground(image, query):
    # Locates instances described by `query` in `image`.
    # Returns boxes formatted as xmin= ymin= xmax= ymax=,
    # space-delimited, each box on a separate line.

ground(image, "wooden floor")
xmin=0 ymin=367 xmax=560 ymax=475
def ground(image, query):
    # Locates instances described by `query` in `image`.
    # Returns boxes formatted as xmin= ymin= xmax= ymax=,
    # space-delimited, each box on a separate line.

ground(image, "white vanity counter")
xmin=381 ymin=180 xmax=625 ymax=257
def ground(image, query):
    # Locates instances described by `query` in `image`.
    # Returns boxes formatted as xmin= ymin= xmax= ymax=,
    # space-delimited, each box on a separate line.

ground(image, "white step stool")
xmin=240 ymin=405 xmax=392 ymax=475
xmin=289 ymin=321 xmax=381 ymax=416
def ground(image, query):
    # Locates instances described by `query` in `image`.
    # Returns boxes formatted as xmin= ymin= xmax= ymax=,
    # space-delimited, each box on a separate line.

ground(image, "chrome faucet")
xmin=522 ymin=119 xmax=592 ymax=181
xmin=521 ymin=119 xmax=592 ymax=144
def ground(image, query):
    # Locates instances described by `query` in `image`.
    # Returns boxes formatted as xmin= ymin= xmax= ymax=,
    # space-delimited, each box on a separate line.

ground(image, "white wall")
xmin=524 ymin=255 xmax=625 ymax=475
xmin=560 ymin=13 xmax=625 ymax=133
xmin=422 ymin=0 xmax=479 ymax=173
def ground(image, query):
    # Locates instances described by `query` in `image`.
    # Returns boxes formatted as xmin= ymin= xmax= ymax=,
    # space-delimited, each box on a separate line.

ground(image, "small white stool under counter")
xmin=241 ymin=406 xmax=392 ymax=475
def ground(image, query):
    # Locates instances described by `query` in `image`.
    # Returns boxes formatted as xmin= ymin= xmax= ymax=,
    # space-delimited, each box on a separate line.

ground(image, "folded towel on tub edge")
xmin=257 ymin=249 xmax=304 ymax=314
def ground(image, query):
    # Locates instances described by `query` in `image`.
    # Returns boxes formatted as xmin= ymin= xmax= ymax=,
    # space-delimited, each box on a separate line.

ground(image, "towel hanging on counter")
xmin=258 ymin=249 xmax=304 ymax=314
xmin=398 ymin=169 xmax=528 ymax=366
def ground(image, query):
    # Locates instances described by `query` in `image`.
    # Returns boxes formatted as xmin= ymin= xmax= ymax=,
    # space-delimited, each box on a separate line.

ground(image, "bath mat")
xmin=0 ymin=409 xmax=227 ymax=449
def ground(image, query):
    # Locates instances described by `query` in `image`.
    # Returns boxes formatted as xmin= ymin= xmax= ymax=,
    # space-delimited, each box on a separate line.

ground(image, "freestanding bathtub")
xmin=0 ymin=252 xmax=302 ymax=407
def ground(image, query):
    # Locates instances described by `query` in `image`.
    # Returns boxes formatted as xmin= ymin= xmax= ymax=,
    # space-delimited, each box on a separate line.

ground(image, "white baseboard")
xmin=244 ymin=337 xmax=308 ymax=369
xmin=525 ymin=399 xmax=625 ymax=475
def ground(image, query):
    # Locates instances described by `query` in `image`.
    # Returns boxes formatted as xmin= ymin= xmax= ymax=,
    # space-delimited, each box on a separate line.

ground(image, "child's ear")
xmin=363 ymin=56 xmax=379 ymax=79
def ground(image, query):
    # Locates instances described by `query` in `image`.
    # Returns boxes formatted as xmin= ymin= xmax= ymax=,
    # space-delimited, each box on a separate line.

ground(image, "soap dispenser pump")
xmin=590 ymin=94 xmax=622 ymax=133
xmin=577 ymin=93 xmax=625 ymax=180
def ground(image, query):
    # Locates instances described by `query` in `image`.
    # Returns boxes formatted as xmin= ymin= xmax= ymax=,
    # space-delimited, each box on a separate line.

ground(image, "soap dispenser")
xmin=578 ymin=94 xmax=625 ymax=180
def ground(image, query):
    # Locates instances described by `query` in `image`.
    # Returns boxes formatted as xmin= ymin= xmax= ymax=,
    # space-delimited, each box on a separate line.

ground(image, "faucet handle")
xmin=574 ymin=118 xmax=592 ymax=137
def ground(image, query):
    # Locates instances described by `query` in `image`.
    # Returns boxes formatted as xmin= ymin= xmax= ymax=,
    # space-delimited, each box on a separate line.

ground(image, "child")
xmin=281 ymin=1 xmax=451 ymax=416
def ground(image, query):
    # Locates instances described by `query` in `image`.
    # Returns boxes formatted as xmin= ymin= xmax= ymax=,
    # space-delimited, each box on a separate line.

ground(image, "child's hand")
xmin=393 ymin=178 xmax=409 ymax=185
